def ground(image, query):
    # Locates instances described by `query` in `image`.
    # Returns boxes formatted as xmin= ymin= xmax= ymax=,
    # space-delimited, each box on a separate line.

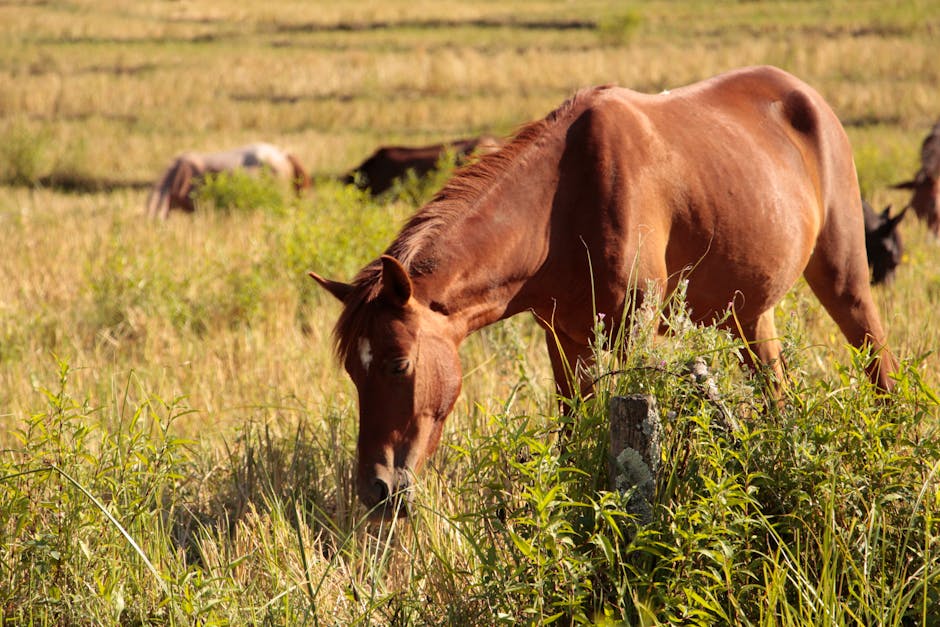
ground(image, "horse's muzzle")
xmin=361 ymin=468 xmax=414 ymax=519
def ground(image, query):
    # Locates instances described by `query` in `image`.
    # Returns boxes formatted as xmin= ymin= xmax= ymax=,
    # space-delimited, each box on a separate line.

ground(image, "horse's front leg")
xmin=724 ymin=308 xmax=787 ymax=401
xmin=543 ymin=327 xmax=595 ymax=406
xmin=542 ymin=326 xmax=601 ymax=459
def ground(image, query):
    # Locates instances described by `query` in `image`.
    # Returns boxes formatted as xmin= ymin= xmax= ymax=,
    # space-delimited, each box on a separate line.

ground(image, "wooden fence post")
xmin=608 ymin=394 xmax=662 ymax=524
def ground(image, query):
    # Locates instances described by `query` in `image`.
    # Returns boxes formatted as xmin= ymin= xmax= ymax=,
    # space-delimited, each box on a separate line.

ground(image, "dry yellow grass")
xmin=2 ymin=1 xmax=936 ymax=178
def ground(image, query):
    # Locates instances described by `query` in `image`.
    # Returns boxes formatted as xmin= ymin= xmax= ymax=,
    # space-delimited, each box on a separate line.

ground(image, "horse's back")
xmin=612 ymin=65 xmax=858 ymax=238
xmin=563 ymin=66 xmax=863 ymax=322
xmin=197 ymin=143 xmax=292 ymax=177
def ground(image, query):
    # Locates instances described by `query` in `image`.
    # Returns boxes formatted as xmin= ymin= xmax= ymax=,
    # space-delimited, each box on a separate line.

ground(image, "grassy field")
xmin=2 ymin=1 xmax=940 ymax=624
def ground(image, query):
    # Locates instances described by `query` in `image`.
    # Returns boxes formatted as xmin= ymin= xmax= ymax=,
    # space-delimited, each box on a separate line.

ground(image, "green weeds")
xmin=0 ymin=361 xmax=191 ymax=623
xmin=193 ymin=169 xmax=286 ymax=214
xmin=3 ymin=271 xmax=939 ymax=624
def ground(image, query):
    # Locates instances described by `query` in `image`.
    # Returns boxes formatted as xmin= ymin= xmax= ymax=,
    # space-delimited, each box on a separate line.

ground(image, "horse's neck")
xmin=410 ymin=140 xmax=566 ymax=340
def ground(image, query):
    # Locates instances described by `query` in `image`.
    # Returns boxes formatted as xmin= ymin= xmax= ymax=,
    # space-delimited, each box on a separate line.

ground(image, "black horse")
xmin=863 ymin=199 xmax=907 ymax=285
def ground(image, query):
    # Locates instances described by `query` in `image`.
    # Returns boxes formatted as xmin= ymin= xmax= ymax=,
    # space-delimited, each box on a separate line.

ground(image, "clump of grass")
xmin=0 ymin=361 xmax=193 ymax=623
xmin=273 ymin=179 xmax=410 ymax=321
xmin=81 ymin=221 xmax=275 ymax=349
xmin=193 ymin=169 xmax=285 ymax=213
xmin=178 ymin=402 xmax=358 ymax=544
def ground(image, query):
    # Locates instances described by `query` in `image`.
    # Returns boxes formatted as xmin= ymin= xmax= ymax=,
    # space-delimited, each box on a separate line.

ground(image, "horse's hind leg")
xmin=729 ymin=309 xmax=785 ymax=389
xmin=803 ymin=240 xmax=897 ymax=391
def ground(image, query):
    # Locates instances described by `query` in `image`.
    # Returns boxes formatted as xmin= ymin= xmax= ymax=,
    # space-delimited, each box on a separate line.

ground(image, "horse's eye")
xmin=387 ymin=358 xmax=411 ymax=376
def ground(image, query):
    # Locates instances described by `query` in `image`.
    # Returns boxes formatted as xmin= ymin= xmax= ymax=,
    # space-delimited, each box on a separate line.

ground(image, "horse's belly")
xmin=662 ymin=203 xmax=817 ymax=322
xmin=681 ymin=262 xmax=803 ymax=323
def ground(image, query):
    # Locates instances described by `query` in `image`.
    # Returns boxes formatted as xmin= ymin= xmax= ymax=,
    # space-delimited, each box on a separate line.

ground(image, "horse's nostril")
xmin=372 ymin=478 xmax=390 ymax=503
xmin=396 ymin=472 xmax=411 ymax=492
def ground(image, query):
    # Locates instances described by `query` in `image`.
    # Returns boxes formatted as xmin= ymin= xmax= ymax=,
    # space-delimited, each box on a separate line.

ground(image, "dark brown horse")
xmin=863 ymin=199 xmax=907 ymax=285
xmin=341 ymin=136 xmax=502 ymax=195
xmin=311 ymin=66 xmax=897 ymax=517
xmin=893 ymin=119 xmax=940 ymax=236
xmin=146 ymin=143 xmax=311 ymax=218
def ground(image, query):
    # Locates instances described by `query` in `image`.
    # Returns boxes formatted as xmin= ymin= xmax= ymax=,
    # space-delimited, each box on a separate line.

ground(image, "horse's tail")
xmin=286 ymin=153 xmax=311 ymax=195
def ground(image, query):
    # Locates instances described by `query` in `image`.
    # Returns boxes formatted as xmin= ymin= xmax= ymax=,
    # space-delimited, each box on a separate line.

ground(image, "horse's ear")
xmin=380 ymin=255 xmax=413 ymax=307
xmin=309 ymin=271 xmax=354 ymax=302
xmin=886 ymin=205 xmax=909 ymax=230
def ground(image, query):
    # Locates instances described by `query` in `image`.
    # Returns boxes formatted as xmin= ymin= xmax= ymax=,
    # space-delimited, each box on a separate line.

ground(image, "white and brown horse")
xmin=311 ymin=66 xmax=898 ymax=517
xmin=146 ymin=142 xmax=310 ymax=218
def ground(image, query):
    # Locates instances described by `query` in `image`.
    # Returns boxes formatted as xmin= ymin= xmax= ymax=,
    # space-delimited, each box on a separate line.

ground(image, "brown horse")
xmin=146 ymin=142 xmax=310 ymax=218
xmin=310 ymin=66 xmax=897 ymax=517
xmin=893 ymin=120 xmax=940 ymax=236
xmin=341 ymin=136 xmax=502 ymax=195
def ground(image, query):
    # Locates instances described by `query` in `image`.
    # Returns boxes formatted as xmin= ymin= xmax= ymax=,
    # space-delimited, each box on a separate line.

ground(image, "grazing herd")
xmin=145 ymin=136 xmax=501 ymax=219
xmin=145 ymin=102 xmax=938 ymax=290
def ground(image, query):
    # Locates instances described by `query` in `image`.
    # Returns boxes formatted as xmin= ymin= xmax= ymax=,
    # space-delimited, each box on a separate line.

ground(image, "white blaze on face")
xmin=359 ymin=337 xmax=373 ymax=372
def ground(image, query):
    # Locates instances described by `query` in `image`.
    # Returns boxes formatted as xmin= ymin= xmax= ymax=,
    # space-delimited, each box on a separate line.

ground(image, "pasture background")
xmin=1 ymin=1 xmax=939 ymax=624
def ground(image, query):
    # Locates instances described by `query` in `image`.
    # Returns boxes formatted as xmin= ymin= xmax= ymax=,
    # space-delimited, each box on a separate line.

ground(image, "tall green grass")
xmin=3 ymin=265 xmax=938 ymax=623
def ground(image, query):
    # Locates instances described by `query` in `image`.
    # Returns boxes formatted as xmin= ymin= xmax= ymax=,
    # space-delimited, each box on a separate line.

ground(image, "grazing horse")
xmin=862 ymin=199 xmax=907 ymax=285
xmin=146 ymin=142 xmax=310 ymax=218
xmin=341 ymin=136 xmax=502 ymax=195
xmin=310 ymin=66 xmax=897 ymax=516
xmin=893 ymin=119 xmax=940 ymax=236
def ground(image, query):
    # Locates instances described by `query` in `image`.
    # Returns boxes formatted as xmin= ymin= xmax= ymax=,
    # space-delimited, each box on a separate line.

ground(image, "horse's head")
xmin=863 ymin=201 xmax=907 ymax=285
xmin=311 ymin=255 xmax=463 ymax=518
xmin=285 ymin=153 xmax=311 ymax=195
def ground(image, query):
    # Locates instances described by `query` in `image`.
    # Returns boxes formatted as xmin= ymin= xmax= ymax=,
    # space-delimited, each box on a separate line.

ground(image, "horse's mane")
xmin=332 ymin=86 xmax=608 ymax=363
